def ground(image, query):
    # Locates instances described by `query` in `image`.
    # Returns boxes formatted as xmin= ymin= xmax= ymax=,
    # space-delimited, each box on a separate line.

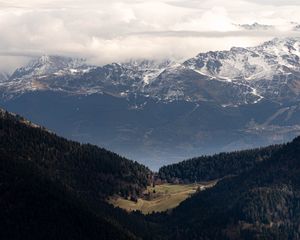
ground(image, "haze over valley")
xmin=2 ymin=0 xmax=300 ymax=239
xmin=2 ymin=37 xmax=300 ymax=169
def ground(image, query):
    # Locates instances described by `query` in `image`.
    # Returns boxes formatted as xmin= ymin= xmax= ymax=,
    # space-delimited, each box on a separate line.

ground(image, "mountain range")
xmin=2 ymin=108 xmax=300 ymax=239
xmin=3 ymin=37 xmax=300 ymax=104
xmin=2 ymin=37 xmax=300 ymax=168
xmin=236 ymin=21 xmax=300 ymax=31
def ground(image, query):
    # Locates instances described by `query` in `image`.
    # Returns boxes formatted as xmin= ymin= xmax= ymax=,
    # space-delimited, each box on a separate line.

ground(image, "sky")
xmin=1 ymin=0 xmax=300 ymax=72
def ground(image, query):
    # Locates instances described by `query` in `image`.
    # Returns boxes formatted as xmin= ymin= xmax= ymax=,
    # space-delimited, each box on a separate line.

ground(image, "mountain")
xmin=0 ymin=56 xmax=172 ymax=100
xmin=290 ymin=22 xmax=300 ymax=31
xmin=294 ymin=25 xmax=300 ymax=31
xmin=2 ymin=38 xmax=300 ymax=168
xmin=10 ymin=55 xmax=90 ymax=79
xmin=0 ymin=108 xmax=154 ymax=239
xmin=1 ymin=55 xmax=94 ymax=99
xmin=3 ymin=37 xmax=300 ymax=105
xmin=235 ymin=21 xmax=300 ymax=32
xmin=3 ymin=38 xmax=300 ymax=105
xmin=0 ymin=108 xmax=151 ymax=199
xmin=3 ymin=107 xmax=300 ymax=239
xmin=153 ymin=136 xmax=300 ymax=239
xmin=0 ymin=148 xmax=137 ymax=240
xmin=184 ymin=37 xmax=300 ymax=103
xmin=236 ymin=22 xmax=274 ymax=31
xmin=158 ymin=145 xmax=282 ymax=183
xmin=0 ymin=72 xmax=9 ymax=82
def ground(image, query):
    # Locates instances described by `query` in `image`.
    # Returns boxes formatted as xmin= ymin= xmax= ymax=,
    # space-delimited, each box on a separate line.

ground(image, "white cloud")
xmin=1 ymin=0 xmax=300 ymax=72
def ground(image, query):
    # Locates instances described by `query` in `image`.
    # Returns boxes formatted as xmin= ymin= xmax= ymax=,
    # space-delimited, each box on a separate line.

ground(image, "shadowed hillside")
xmin=153 ymin=137 xmax=300 ymax=239
xmin=0 ymin=108 xmax=153 ymax=239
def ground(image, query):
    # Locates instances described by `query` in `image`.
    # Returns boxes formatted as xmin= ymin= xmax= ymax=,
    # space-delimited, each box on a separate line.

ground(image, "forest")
xmin=1 ymin=108 xmax=300 ymax=240
xmin=154 ymin=137 xmax=300 ymax=239
xmin=158 ymin=145 xmax=282 ymax=183
xmin=0 ymin=109 xmax=155 ymax=239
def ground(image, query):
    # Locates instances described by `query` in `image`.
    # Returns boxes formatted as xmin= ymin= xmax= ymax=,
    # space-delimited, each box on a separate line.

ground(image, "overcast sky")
xmin=1 ymin=0 xmax=300 ymax=71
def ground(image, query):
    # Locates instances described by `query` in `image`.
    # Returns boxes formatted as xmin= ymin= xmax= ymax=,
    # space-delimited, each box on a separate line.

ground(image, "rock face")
xmin=3 ymin=38 xmax=300 ymax=105
xmin=2 ymin=38 xmax=300 ymax=168
xmin=184 ymin=37 xmax=300 ymax=102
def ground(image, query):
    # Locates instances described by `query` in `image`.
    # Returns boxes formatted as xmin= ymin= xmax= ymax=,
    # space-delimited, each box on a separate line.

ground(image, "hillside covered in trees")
xmin=0 ymin=109 xmax=151 ymax=199
xmin=2 ymin=107 xmax=300 ymax=240
xmin=158 ymin=146 xmax=282 ymax=183
xmin=152 ymin=137 xmax=300 ymax=239
xmin=0 ymin=151 xmax=138 ymax=240
xmin=0 ymin=109 xmax=154 ymax=239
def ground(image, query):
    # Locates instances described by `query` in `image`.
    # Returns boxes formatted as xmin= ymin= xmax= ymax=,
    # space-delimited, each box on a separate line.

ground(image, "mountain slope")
xmin=3 ymin=90 xmax=300 ymax=168
xmin=156 ymin=136 xmax=300 ymax=239
xmin=2 ymin=38 xmax=300 ymax=168
xmin=0 ymin=108 xmax=155 ymax=239
xmin=3 ymin=107 xmax=300 ymax=239
xmin=9 ymin=55 xmax=90 ymax=80
xmin=158 ymin=145 xmax=282 ymax=183
xmin=184 ymin=37 xmax=300 ymax=103
xmin=0 ymin=108 xmax=151 ymax=199
xmin=0 ymin=152 xmax=137 ymax=240
xmin=3 ymin=37 xmax=300 ymax=104
xmin=0 ymin=72 xmax=8 ymax=82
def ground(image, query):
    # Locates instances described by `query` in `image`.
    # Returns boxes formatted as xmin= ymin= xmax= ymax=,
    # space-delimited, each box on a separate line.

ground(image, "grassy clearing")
xmin=108 ymin=181 xmax=216 ymax=214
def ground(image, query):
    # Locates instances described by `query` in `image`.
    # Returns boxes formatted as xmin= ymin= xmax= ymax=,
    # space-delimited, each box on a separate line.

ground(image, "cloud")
xmin=1 ymin=0 xmax=300 ymax=72
xmin=243 ymin=0 xmax=300 ymax=6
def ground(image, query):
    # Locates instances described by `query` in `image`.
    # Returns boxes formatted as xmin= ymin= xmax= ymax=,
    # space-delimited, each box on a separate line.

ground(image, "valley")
xmin=2 ymin=36 xmax=300 ymax=240
xmin=1 ymin=108 xmax=300 ymax=239
xmin=108 ymin=181 xmax=217 ymax=214
xmin=3 ymin=0 xmax=300 ymax=238
xmin=2 ymin=38 xmax=300 ymax=168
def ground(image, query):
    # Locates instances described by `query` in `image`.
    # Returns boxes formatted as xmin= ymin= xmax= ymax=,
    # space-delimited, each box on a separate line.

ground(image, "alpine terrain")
xmin=2 ymin=38 xmax=300 ymax=168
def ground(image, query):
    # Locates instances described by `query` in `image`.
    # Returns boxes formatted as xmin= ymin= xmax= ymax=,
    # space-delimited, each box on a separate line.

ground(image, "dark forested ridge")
xmin=0 ymin=153 xmax=137 ymax=240
xmin=158 ymin=146 xmax=282 ymax=183
xmin=153 ymin=137 xmax=300 ymax=239
xmin=2 ymin=107 xmax=300 ymax=240
xmin=0 ymin=108 xmax=154 ymax=239
xmin=0 ymin=109 xmax=151 ymax=199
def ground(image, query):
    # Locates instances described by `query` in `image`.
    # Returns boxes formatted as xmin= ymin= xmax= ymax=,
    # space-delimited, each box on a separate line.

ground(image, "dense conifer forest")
xmin=0 ymin=153 xmax=138 ymax=240
xmin=0 ymin=109 xmax=151 ymax=199
xmin=1 ymin=108 xmax=300 ymax=240
xmin=0 ymin=109 xmax=154 ymax=239
xmin=153 ymin=138 xmax=300 ymax=239
xmin=158 ymin=146 xmax=282 ymax=183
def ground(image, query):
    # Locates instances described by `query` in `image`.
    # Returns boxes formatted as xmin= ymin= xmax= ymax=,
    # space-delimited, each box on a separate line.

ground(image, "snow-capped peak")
xmin=10 ymin=55 xmax=90 ymax=80
xmin=3 ymin=37 xmax=300 ymax=105
xmin=119 ymin=59 xmax=176 ymax=85
xmin=184 ymin=37 xmax=300 ymax=81
xmin=236 ymin=22 xmax=274 ymax=31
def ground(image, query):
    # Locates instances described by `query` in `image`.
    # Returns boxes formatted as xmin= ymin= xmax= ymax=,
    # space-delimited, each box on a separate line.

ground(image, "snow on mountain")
xmin=122 ymin=59 xmax=174 ymax=86
xmin=293 ymin=25 xmax=300 ymax=31
xmin=236 ymin=22 xmax=274 ymax=31
xmin=0 ymin=55 xmax=95 ymax=98
xmin=2 ymin=37 xmax=300 ymax=105
xmin=289 ymin=21 xmax=300 ymax=31
xmin=235 ymin=22 xmax=300 ymax=32
xmin=184 ymin=37 xmax=300 ymax=102
xmin=184 ymin=37 xmax=300 ymax=80
xmin=10 ymin=55 xmax=91 ymax=80
xmin=0 ymin=72 xmax=9 ymax=82
xmin=0 ymin=56 xmax=175 ymax=99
